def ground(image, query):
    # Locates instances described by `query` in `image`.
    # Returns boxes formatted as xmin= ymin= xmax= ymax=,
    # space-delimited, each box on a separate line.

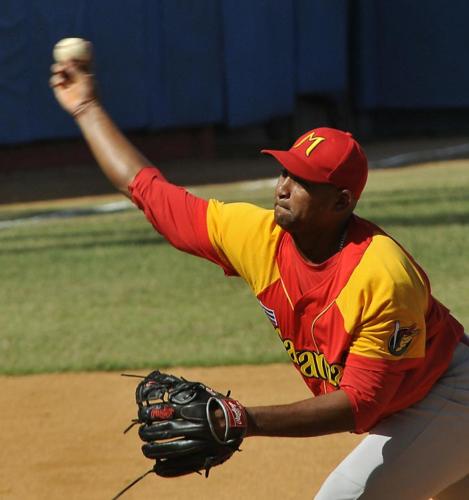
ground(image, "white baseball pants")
xmin=315 ymin=340 xmax=469 ymax=500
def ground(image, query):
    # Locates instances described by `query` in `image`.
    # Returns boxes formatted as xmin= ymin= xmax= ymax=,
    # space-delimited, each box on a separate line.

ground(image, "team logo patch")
xmin=259 ymin=301 xmax=278 ymax=327
xmin=282 ymin=338 xmax=343 ymax=387
xmin=388 ymin=321 xmax=418 ymax=356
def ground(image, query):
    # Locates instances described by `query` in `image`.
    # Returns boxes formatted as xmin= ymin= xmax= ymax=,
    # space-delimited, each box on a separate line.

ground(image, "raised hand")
xmin=50 ymin=59 xmax=98 ymax=117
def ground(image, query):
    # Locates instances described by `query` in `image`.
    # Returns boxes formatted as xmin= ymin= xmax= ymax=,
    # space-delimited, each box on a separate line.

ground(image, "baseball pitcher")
xmin=50 ymin=48 xmax=469 ymax=499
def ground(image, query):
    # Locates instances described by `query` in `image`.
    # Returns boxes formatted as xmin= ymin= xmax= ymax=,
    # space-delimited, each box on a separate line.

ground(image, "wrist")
xmin=245 ymin=407 xmax=260 ymax=437
xmin=72 ymin=99 xmax=100 ymax=119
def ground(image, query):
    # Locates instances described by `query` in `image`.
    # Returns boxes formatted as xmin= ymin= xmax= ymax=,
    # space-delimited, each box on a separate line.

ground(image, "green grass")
xmin=0 ymin=160 xmax=468 ymax=374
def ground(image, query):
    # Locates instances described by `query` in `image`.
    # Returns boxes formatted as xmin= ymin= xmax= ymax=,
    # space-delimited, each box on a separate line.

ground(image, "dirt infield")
xmin=1 ymin=365 xmax=363 ymax=499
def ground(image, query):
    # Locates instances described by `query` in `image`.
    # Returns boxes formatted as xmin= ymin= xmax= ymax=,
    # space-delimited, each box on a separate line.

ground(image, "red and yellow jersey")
xmin=130 ymin=167 xmax=464 ymax=433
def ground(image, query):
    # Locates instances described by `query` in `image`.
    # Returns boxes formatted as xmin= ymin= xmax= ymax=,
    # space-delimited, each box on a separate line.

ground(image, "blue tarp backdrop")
xmin=355 ymin=0 xmax=469 ymax=109
xmin=0 ymin=0 xmax=468 ymax=145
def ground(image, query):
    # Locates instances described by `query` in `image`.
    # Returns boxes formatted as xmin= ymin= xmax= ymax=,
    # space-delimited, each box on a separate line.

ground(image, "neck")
xmin=292 ymin=218 xmax=350 ymax=264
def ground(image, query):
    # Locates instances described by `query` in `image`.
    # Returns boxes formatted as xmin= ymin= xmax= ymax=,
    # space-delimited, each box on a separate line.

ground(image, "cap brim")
xmin=261 ymin=149 xmax=329 ymax=184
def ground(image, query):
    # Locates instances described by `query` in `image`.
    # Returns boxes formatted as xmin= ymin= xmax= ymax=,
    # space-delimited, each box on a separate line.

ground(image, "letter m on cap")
xmin=293 ymin=132 xmax=326 ymax=157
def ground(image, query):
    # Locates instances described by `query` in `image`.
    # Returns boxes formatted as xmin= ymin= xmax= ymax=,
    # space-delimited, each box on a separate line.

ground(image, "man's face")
xmin=273 ymin=169 xmax=340 ymax=234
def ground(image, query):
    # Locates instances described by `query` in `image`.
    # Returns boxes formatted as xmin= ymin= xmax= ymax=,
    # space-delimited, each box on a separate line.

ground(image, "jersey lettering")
xmin=283 ymin=338 xmax=299 ymax=364
xmin=298 ymin=351 xmax=319 ymax=378
xmin=282 ymin=338 xmax=343 ymax=387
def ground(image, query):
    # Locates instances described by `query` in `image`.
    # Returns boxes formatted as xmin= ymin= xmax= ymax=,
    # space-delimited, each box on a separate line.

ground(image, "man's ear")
xmin=335 ymin=189 xmax=356 ymax=212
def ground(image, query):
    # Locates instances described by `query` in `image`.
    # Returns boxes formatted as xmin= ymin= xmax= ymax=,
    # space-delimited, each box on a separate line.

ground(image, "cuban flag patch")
xmin=259 ymin=301 xmax=278 ymax=328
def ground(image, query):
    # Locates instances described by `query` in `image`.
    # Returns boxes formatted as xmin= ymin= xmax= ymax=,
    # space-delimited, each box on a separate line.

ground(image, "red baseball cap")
xmin=261 ymin=127 xmax=368 ymax=199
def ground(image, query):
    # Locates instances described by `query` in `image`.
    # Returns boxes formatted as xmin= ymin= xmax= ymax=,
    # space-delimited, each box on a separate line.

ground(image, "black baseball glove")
xmin=131 ymin=370 xmax=247 ymax=478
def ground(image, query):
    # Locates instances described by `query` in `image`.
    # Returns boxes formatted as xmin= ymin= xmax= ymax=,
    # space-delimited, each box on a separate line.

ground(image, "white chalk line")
xmin=1 ymin=142 xmax=468 ymax=229
xmin=0 ymin=179 xmax=276 ymax=230
xmin=0 ymin=200 xmax=133 ymax=229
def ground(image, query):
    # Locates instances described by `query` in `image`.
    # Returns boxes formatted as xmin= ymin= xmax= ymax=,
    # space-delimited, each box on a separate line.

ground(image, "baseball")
xmin=53 ymin=38 xmax=92 ymax=63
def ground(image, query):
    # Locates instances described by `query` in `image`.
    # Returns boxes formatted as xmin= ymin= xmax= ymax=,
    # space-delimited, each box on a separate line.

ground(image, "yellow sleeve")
xmin=206 ymin=200 xmax=281 ymax=295
xmin=336 ymin=235 xmax=429 ymax=360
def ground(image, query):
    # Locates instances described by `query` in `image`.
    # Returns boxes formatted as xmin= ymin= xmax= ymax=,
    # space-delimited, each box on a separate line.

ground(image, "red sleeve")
xmin=339 ymin=363 xmax=405 ymax=433
xmin=128 ymin=167 xmax=229 ymax=269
